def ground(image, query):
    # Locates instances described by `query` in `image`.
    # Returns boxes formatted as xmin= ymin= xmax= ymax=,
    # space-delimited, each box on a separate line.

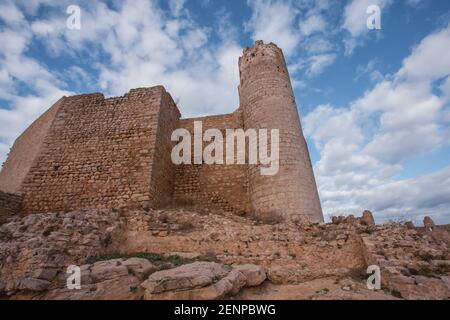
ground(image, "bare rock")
xmin=90 ymin=259 xmax=129 ymax=282
xmin=234 ymin=264 xmax=266 ymax=287
xmin=361 ymin=210 xmax=375 ymax=226
xmin=144 ymin=269 xmax=246 ymax=300
xmin=141 ymin=262 xmax=229 ymax=294
xmin=122 ymin=257 xmax=157 ymax=280
xmin=19 ymin=277 xmax=51 ymax=292
xmin=267 ymin=266 xmax=298 ymax=284
xmin=33 ymin=268 xmax=58 ymax=282
xmin=405 ymin=221 xmax=415 ymax=229
xmin=423 ymin=216 xmax=435 ymax=231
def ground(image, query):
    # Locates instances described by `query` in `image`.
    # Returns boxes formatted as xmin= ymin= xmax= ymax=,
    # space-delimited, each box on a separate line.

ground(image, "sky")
xmin=0 ymin=0 xmax=450 ymax=224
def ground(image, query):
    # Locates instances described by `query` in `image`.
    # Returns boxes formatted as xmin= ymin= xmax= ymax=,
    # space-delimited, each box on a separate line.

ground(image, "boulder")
xmin=423 ymin=216 xmax=435 ymax=231
xmin=405 ymin=221 xmax=415 ymax=229
xmin=234 ymin=264 xmax=266 ymax=287
xmin=143 ymin=269 xmax=246 ymax=300
xmin=19 ymin=277 xmax=51 ymax=292
xmin=90 ymin=259 xmax=129 ymax=282
xmin=141 ymin=262 xmax=248 ymax=300
xmin=122 ymin=257 xmax=157 ymax=280
xmin=361 ymin=210 xmax=375 ymax=226
xmin=267 ymin=266 xmax=298 ymax=284
xmin=141 ymin=262 xmax=229 ymax=294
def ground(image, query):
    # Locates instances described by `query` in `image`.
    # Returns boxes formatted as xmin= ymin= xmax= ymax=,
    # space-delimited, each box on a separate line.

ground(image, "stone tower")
xmin=239 ymin=41 xmax=323 ymax=222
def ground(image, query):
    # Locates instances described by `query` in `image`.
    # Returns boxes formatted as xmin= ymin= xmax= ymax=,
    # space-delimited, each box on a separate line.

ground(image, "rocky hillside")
xmin=0 ymin=207 xmax=449 ymax=300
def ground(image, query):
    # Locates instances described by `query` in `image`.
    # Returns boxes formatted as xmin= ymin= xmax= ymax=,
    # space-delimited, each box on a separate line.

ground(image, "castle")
xmin=0 ymin=41 xmax=323 ymax=222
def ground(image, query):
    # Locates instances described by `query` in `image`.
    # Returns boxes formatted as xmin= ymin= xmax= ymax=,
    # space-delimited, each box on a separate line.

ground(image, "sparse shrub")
xmin=87 ymin=252 xmax=194 ymax=267
xmin=129 ymin=286 xmax=138 ymax=293
xmin=391 ymin=289 xmax=403 ymax=299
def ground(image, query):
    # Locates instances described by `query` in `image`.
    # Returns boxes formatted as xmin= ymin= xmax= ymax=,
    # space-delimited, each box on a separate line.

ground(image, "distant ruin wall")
xmin=0 ymin=98 xmax=65 ymax=194
xmin=174 ymin=111 xmax=249 ymax=214
xmin=0 ymin=191 xmax=22 ymax=224
xmin=20 ymin=87 xmax=168 ymax=213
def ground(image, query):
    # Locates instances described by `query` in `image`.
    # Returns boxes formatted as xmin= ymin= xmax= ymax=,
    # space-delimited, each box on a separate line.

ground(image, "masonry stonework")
xmin=0 ymin=191 xmax=22 ymax=224
xmin=0 ymin=41 xmax=323 ymax=222
xmin=239 ymin=41 xmax=323 ymax=221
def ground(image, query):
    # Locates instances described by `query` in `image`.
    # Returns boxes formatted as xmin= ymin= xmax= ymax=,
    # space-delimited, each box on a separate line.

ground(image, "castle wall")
xmin=148 ymin=90 xmax=181 ymax=208
xmin=239 ymin=41 xmax=323 ymax=222
xmin=20 ymin=86 xmax=172 ymax=213
xmin=0 ymin=42 xmax=323 ymax=221
xmin=0 ymin=98 xmax=65 ymax=194
xmin=173 ymin=111 xmax=249 ymax=214
xmin=0 ymin=191 xmax=22 ymax=224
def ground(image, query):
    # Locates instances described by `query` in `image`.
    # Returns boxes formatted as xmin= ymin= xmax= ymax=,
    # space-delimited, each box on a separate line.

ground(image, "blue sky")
xmin=1 ymin=0 xmax=450 ymax=224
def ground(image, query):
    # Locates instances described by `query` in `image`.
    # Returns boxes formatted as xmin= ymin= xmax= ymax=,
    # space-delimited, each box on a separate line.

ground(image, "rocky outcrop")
xmin=0 ymin=209 xmax=126 ymax=296
xmin=360 ymin=223 xmax=450 ymax=299
xmin=141 ymin=262 xmax=247 ymax=300
xmin=0 ymin=207 xmax=448 ymax=300
xmin=234 ymin=264 xmax=266 ymax=287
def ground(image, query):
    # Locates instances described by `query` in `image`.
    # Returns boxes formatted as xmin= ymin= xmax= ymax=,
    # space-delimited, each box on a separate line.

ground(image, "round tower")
xmin=239 ymin=40 xmax=323 ymax=222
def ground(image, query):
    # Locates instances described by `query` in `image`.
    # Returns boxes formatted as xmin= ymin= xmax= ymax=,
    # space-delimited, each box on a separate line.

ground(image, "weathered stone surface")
xmin=267 ymin=266 xmax=299 ymax=285
xmin=424 ymin=216 xmax=436 ymax=231
xmin=0 ymin=209 xmax=125 ymax=295
xmin=234 ymin=264 xmax=266 ymax=287
xmin=361 ymin=210 xmax=375 ymax=226
xmin=122 ymin=258 xmax=157 ymax=280
xmin=143 ymin=267 xmax=246 ymax=300
xmin=90 ymin=259 xmax=129 ymax=282
xmin=141 ymin=262 xmax=229 ymax=294
xmin=19 ymin=278 xmax=51 ymax=292
xmin=0 ymin=205 xmax=449 ymax=300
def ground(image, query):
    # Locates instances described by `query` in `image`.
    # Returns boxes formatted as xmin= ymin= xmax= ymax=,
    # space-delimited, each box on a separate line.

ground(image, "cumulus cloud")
xmin=0 ymin=1 xmax=72 ymax=164
xmin=245 ymin=0 xmax=300 ymax=57
xmin=299 ymin=14 xmax=327 ymax=36
xmin=0 ymin=0 xmax=244 ymax=165
xmin=342 ymin=0 xmax=392 ymax=54
xmin=305 ymin=23 xmax=450 ymax=223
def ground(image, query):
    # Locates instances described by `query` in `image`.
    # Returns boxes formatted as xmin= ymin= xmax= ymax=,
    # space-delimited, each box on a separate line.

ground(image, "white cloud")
xmin=305 ymin=23 xmax=450 ymax=223
xmin=0 ymin=0 xmax=243 ymax=165
xmin=245 ymin=0 xmax=300 ymax=57
xmin=342 ymin=0 xmax=392 ymax=54
xmin=168 ymin=0 xmax=187 ymax=17
xmin=299 ymin=14 xmax=326 ymax=36
xmin=306 ymin=53 xmax=336 ymax=76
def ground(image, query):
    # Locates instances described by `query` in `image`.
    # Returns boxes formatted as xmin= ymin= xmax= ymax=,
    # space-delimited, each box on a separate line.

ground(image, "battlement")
xmin=0 ymin=41 xmax=323 ymax=222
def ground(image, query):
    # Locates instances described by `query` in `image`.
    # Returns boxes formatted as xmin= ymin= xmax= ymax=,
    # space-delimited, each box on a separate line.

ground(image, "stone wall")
xmin=239 ymin=41 xmax=323 ymax=222
xmin=0 ymin=98 xmax=65 ymax=194
xmin=173 ymin=111 xmax=249 ymax=214
xmin=20 ymin=86 xmax=175 ymax=213
xmin=0 ymin=191 xmax=22 ymax=224
xmin=0 ymin=41 xmax=324 ymax=222
xmin=149 ymin=89 xmax=181 ymax=208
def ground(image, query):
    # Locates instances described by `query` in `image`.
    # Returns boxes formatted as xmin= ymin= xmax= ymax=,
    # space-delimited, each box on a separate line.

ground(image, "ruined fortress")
xmin=0 ymin=41 xmax=323 ymax=222
xmin=1 ymin=42 xmax=450 ymax=301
